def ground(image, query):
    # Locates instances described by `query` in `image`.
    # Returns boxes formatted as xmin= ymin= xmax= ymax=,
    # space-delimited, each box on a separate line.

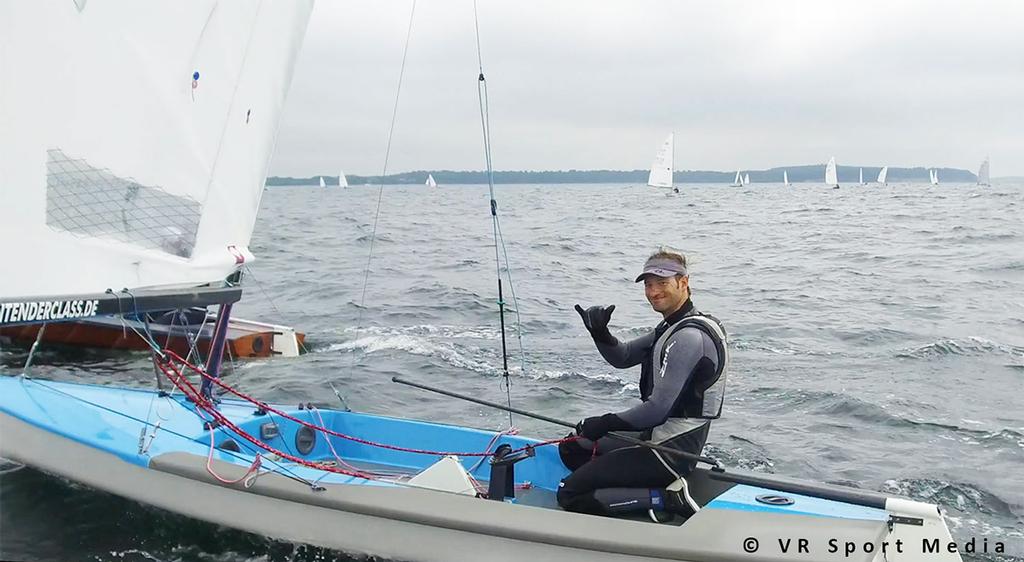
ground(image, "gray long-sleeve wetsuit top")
xmin=595 ymin=303 xmax=721 ymax=432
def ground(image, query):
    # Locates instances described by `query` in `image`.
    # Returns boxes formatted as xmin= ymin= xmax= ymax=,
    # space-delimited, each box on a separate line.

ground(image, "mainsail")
xmin=425 ymin=174 xmax=438 ymax=188
xmin=743 ymin=173 xmax=750 ymax=186
xmin=320 ymin=176 xmax=326 ymax=188
xmin=977 ymin=158 xmax=990 ymax=186
xmin=877 ymin=166 xmax=888 ymax=185
xmin=0 ymin=2 xmax=314 ymax=303
xmin=731 ymin=171 xmax=742 ymax=187
xmin=647 ymin=134 xmax=674 ymax=188
xmin=339 ymin=170 xmax=349 ymax=188
xmin=825 ymin=157 xmax=839 ymax=188
xmin=783 ymin=170 xmax=789 ymax=186
xmin=930 ymin=169 xmax=939 ymax=185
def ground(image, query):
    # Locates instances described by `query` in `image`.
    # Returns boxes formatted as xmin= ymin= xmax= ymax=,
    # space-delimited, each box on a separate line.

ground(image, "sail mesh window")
xmin=46 ymin=149 xmax=201 ymax=258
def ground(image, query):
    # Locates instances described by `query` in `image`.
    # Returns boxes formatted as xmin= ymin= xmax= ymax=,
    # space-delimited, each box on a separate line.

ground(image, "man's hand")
xmin=574 ymin=304 xmax=616 ymax=344
xmin=575 ymin=413 xmax=626 ymax=441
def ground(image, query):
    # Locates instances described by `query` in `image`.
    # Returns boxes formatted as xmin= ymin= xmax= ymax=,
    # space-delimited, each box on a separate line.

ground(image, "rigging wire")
xmin=353 ymin=0 xmax=418 ymax=336
xmin=242 ymin=265 xmax=309 ymax=354
xmin=22 ymin=377 xmax=319 ymax=488
xmin=473 ymin=0 xmax=527 ymax=427
xmin=340 ymin=0 xmax=420 ymax=411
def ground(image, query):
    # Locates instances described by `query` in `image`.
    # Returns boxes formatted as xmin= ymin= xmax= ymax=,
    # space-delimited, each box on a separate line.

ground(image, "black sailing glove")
xmin=576 ymin=413 xmax=630 ymax=441
xmin=574 ymin=304 xmax=617 ymax=345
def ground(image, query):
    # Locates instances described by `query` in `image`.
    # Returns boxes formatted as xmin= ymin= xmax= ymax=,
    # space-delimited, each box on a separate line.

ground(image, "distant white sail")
xmin=319 ymin=176 xmax=326 ymax=188
xmin=877 ymin=166 xmax=888 ymax=185
xmin=731 ymin=171 xmax=742 ymax=187
xmin=783 ymin=170 xmax=789 ymax=186
xmin=825 ymin=157 xmax=839 ymax=188
xmin=930 ymin=169 xmax=939 ymax=185
xmin=339 ymin=170 xmax=349 ymax=188
xmin=859 ymin=168 xmax=864 ymax=185
xmin=0 ymin=2 xmax=314 ymax=300
xmin=977 ymin=158 xmax=990 ymax=186
xmin=743 ymin=173 xmax=751 ymax=186
xmin=425 ymin=174 xmax=437 ymax=188
xmin=647 ymin=134 xmax=674 ymax=188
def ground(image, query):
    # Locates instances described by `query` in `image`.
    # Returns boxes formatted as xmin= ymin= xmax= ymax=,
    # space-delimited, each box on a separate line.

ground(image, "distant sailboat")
xmin=783 ymin=170 xmax=790 ymax=186
xmin=647 ymin=133 xmax=674 ymax=190
xmin=929 ymin=169 xmax=939 ymax=185
xmin=730 ymin=171 xmax=743 ymax=187
xmin=425 ymin=174 xmax=438 ymax=188
xmin=977 ymin=158 xmax=990 ymax=186
xmin=877 ymin=166 xmax=888 ymax=186
xmin=859 ymin=168 xmax=865 ymax=186
xmin=339 ymin=170 xmax=349 ymax=188
xmin=825 ymin=157 xmax=839 ymax=189
xmin=743 ymin=173 xmax=751 ymax=186
xmin=319 ymin=176 xmax=326 ymax=188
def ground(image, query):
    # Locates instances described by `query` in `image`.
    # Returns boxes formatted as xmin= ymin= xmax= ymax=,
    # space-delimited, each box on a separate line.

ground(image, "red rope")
xmin=157 ymin=350 xmax=578 ymax=460
xmin=157 ymin=357 xmax=378 ymax=479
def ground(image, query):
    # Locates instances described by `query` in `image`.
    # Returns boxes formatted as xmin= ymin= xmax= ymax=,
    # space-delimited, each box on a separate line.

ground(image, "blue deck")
xmin=0 ymin=375 xmax=568 ymax=488
xmin=0 ymin=375 xmax=888 ymax=522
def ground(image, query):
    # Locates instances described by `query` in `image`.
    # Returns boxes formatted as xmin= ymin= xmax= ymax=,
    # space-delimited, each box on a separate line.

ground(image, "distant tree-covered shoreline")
xmin=269 ymin=165 xmax=977 ymax=186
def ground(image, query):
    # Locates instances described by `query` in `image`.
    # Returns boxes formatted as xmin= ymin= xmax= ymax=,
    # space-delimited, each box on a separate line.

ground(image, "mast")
xmin=474 ymin=1 xmax=520 ymax=426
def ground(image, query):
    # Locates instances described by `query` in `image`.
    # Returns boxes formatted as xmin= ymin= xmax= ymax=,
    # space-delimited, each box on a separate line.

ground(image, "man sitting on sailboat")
xmin=557 ymin=250 xmax=729 ymax=522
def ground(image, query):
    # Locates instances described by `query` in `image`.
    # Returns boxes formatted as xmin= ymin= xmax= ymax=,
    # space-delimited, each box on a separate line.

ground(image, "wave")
xmin=353 ymin=233 xmax=394 ymax=244
xmin=730 ymin=337 xmax=802 ymax=356
xmin=340 ymin=324 xmax=502 ymax=340
xmin=931 ymin=232 xmax=1020 ymax=243
xmin=896 ymin=337 xmax=1024 ymax=360
xmin=751 ymin=386 xmax=1024 ymax=447
xmin=705 ymin=435 xmax=776 ymax=473
xmin=329 ymin=327 xmax=638 ymax=393
xmin=525 ymin=368 xmax=638 ymax=394
xmin=881 ymin=478 xmax=1022 ymax=523
xmin=329 ymin=334 xmax=498 ymax=376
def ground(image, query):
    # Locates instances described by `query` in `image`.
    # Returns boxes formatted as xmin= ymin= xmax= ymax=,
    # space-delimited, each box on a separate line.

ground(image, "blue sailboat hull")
xmin=0 ymin=375 xmax=961 ymax=561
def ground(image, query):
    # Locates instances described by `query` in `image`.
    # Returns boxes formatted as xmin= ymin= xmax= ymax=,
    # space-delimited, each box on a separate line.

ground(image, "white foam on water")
xmin=329 ymin=334 xmax=496 ymax=375
xmin=526 ymin=368 xmax=638 ymax=394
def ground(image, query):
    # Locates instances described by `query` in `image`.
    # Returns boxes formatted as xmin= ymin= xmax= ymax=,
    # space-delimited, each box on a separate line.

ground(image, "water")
xmin=2 ymin=182 xmax=1022 ymax=561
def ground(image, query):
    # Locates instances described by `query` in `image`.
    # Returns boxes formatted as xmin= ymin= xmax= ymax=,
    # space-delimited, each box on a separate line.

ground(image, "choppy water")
xmin=2 ymin=182 xmax=1023 ymax=562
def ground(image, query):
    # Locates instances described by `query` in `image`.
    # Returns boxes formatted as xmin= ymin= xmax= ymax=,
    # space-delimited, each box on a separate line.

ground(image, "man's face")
xmin=644 ymin=275 xmax=689 ymax=314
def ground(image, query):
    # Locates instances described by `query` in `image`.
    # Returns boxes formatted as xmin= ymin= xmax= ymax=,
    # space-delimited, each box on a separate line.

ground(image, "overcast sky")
xmin=269 ymin=1 xmax=1024 ymax=177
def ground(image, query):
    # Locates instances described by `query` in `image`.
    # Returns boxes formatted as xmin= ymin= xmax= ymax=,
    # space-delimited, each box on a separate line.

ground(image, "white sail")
xmin=743 ymin=173 xmax=751 ymax=185
xmin=783 ymin=170 xmax=789 ymax=186
xmin=825 ymin=157 xmax=839 ymax=187
xmin=930 ymin=169 xmax=939 ymax=185
xmin=425 ymin=174 xmax=437 ymax=188
xmin=731 ymin=171 xmax=742 ymax=186
xmin=877 ymin=166 xmax=888 ymax=185
xmin=859 ymin=168 xmax=864 ymax=185
xmin=0 ymin=2 xmax=314 ymax=300
xmin=339 ymin=170 xmax=349 ymax=188
xmin=977 ymin=158 xmax=990 ymax=186
xmin=646 ymin=134 xmax=674 ymax=188
xmin=319 ymin=176 xmax=326 ymax=188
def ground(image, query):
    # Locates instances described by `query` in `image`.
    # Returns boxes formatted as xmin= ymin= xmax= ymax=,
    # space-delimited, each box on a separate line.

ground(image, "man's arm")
xmin=575 ymin=303 xmax=654 ymax=368
xmin=594 ymin=331 xmax=656 ymax=369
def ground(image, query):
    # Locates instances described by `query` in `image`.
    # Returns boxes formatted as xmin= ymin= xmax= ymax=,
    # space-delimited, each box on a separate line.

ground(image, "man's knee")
xmin=558 ymin=438 xmax=592 ymax=471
